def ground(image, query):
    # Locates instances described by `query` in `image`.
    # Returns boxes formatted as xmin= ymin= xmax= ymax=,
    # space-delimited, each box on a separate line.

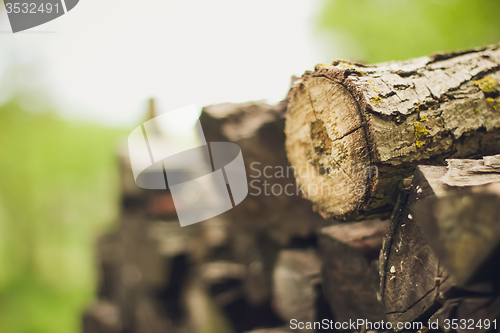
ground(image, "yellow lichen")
xmin=414 ymin=122 xmax=429 ymax=148
xmin=315 ymin=63 xmax=333 ymax=70
xmin=414 ymin=122 xmax=429 ymax=137
xmin=487 ymin=97 xmax=499 ymax=111
xmin=474 ymin=108 xmax=480 ymax=115
xmin=373 ymin=88 xmax=380 ymax=93
xmin=367 ymin=81 xmax=374 ymax=85
xmin=420 ymin=115 xmax=428 ymax=122
xmin=474 ymin=77 xmax=498 ymax=93
xmin=437 ymin=122 xmax=443 ymax=127
xmin=371 ymin=96 xmax=383 ymax=106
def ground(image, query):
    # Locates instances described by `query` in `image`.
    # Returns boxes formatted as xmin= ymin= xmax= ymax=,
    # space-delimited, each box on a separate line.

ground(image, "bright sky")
xmin=0 ymin=0 xmax=327 ymax=128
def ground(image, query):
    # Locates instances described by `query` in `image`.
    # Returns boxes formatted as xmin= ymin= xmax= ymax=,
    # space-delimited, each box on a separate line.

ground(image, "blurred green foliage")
xmin=0 ymin=98 xmax=124 ymax=333
xmin=317 ymin=0 xmax=500 ymax=63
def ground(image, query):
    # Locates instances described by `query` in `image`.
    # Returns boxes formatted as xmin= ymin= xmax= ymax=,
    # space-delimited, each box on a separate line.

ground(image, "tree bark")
xmin=285 ymin=43 xmax=500 ymax=221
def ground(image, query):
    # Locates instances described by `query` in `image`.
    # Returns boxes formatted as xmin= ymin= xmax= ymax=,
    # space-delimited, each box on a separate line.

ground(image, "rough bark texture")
xmin=285 ymin=43 xmax=500 ymax=221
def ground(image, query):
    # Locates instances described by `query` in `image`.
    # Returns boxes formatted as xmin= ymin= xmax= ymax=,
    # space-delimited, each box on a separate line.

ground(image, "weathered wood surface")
xmin=382 ymin=159 xmax=500 ymax=332
xmin=285 ymin=43 xmax=500 ymax=221
xmin=380 ymin=166 xmax=452 ymax=329
xmin=412 ymin=156 xmax=500 ymax=286
xmin=320 ymin=219 xmax=388 ymax=323
xmin=415 ymin=191 xmax=500 ymax=287
xmin=440 ymin=154 xmax=500 ymax=186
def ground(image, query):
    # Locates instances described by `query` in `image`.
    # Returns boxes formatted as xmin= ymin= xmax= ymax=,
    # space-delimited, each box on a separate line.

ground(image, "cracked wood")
xmin=285 ymin=43 xmax=500 ymax=220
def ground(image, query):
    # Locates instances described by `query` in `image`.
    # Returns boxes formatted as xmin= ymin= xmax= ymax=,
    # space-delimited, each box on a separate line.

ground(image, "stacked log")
xmin=200 ymin=101 xmax=328 ymax=306
xmin=83 ymin=43 xmax=500 ymax=333
xmin=83 ymin=100 xmax=331 ymax=333
xmin=320 ymin=219 xmax=388 ymax=323
xmin=285 ymin=43 xmax=500 ymax=221
xmin=380 ymin=158 xmax=500 ymax=332
xmin=282 ymin=44 xmax=500 ymax=331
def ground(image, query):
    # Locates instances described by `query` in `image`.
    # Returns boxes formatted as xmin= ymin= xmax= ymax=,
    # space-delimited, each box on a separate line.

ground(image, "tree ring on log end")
xmin=286 ymin=76 xmax=370 ymax=220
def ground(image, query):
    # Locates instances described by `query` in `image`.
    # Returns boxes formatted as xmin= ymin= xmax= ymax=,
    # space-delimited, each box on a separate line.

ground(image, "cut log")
xmin=272 ymin=249 xmax=321 ymax=332
xmin=285 ymin=43 xmax=500 ymax=221
xmin=413 ymin=156 xmax=500 ymax=286
xmin=319 ymin=219 xmax=388 ymax=322
xmin=380 ymin=166 xmax=452 ymax=329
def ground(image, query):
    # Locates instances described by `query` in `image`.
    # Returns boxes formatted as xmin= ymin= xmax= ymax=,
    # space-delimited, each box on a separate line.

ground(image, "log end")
xmin=285 ymin=76 xmax=371 ymax=220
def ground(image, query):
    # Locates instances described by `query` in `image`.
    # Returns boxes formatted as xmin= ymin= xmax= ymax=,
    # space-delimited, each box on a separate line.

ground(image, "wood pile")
xmin=83 ymin=44 xmax=500 ymax=333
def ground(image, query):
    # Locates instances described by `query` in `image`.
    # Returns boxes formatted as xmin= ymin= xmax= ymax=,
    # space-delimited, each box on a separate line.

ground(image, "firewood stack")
xmin=83 ymin=43 xmax=500 ymax=333
xmin=82 ymin=100 xmax=332 ymax=333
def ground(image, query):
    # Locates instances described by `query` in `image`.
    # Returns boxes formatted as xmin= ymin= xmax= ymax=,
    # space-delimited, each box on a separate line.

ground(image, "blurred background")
xmin=0 ymin=0 xmax=500 ymax=332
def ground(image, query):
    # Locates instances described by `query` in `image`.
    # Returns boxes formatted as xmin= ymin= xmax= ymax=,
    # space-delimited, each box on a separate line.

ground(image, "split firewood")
xmin=285 ymin=43 xmax=500 ymax=221
xmin=412 ymin=158 xmax=500 ymax=333
xmin=319 ymin=219 xmax=388 ymax=323
xmin=411 ymin=157 xmax=500 ymax=286
xmin=381 ymin=158 xmax=500 ymax=332
xmin=415 ymin=191 xmax=500 ymax=285
xmin=380 ymin=166 xmax=452 ymax=329
xmin=272 ymin=249 xmax=322 ymax=332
